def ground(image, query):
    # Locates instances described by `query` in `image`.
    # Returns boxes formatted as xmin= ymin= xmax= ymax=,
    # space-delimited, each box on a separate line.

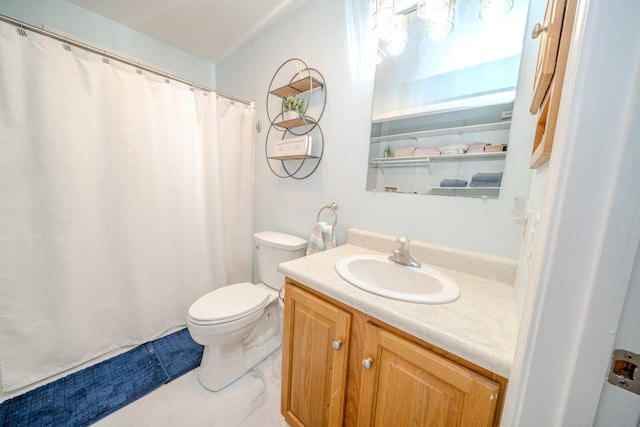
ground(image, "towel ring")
xmin=317 ymin=202 xmax=338 ymax=228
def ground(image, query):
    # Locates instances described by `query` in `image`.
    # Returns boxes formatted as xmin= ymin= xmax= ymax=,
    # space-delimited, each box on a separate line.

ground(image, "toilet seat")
xmin=188 ymin=282 xmax=269 ymax=325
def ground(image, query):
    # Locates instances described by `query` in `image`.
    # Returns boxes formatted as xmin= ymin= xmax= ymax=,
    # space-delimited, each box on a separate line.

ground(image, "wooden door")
xmin=281 ymin=283 xmax=351 ymax=427
xmin=358 ymin=324 xmax=500 ymax=427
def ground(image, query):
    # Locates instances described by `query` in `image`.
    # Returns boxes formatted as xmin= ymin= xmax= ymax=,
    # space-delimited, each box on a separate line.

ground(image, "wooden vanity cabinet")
xmin=358 ymin=323 xmax=500 ymax=426
xmin=281 ymin=280 xmax=507 ymax=427
xmin=281 ymin=282 xmax=351 ymax=427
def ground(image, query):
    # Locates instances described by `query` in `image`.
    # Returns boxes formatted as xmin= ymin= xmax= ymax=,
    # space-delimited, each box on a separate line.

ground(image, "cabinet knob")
xmin=531 ymin=23 xmax=549 ymax=39
xmin=362 ymin=357 xmax=374 ymax=370
xmin=332 ymin=340 xmax=342 ymax=350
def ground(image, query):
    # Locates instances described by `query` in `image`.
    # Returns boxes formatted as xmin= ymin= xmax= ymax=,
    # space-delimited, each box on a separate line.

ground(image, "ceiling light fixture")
xmin=417 ymin=0 xmax=456 ymax=40
xmin=417 ymin=0 xmax=452 ymax=21
xmin=374 ymin=0 xmax=514 ymax=60
xmin=372 ymin=0 xmax=397 ymax=40
xmin=386 ymin=14 xmax=409 ymax=55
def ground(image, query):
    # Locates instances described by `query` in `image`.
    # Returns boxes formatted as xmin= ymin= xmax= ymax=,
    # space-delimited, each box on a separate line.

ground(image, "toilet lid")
xmin=188 ymin=282 xmax=269 ymax=324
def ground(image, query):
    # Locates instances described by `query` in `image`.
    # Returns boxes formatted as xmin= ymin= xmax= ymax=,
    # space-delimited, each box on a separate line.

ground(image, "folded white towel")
xmin=394 ymin=145 xmax=417 ymax=157
xmin=413 ymin=147 xmax=440 ymax=156
xmin=439 ymin=143 xmax=469 ymax=155
xmin=306 ymin=222 xmax=337 ymax=255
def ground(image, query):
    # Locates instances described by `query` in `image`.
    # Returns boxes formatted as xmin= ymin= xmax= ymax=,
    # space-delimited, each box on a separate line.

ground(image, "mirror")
xmin=366 ymin=0 xmax=530 ymax=197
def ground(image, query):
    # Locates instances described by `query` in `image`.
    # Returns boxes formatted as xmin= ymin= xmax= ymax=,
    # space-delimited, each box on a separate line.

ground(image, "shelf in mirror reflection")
xmin=371 ymin=121 xmax=511 ymax=144
xmin=377 ymin=187 xmax=501 ymax=199
xmin=368 ymin=100 xmax=512 ymax=198
xmin=370 ymin=151 xmax=506 ymax=166
xmin=427 ymin=187 xmax=501 ymax=198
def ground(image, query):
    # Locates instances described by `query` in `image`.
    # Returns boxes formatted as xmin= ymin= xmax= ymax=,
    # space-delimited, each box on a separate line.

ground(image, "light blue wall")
xmin=0 ymin=0 xmax=216 ymax=88
xmin=217 ymin=0 xmax=540 ymax=260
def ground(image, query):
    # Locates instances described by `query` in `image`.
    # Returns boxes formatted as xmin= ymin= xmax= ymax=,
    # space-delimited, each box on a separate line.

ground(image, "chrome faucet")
xmin=388 ymin=237 xmax=421 ymax=268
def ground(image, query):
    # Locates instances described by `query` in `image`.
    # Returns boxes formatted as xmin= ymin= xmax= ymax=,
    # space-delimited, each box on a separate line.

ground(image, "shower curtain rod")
xmin=0 ymin=13 xmax=253 ymax=107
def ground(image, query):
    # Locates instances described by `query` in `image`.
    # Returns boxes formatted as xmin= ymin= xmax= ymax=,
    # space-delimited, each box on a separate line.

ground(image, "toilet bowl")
xmin=187 ymin=231 xmax=307 ymax=391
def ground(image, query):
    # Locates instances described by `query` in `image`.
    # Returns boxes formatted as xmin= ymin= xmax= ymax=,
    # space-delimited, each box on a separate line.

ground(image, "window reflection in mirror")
xmin=367 ymin=0 xmax=529 ymax=196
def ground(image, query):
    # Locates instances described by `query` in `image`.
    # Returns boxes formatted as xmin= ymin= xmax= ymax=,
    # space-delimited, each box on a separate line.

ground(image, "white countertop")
xmin=278 ymin=240 xmax=518 ymax=379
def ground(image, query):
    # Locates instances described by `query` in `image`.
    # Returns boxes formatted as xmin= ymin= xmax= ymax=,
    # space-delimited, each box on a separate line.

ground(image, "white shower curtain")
xmin=0 ymin=21 xmax=254 ymax=391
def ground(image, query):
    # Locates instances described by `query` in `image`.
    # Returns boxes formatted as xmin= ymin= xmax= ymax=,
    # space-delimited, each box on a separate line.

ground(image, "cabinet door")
xmin=281 ymin=283 xmax=351 ymax=427
xmin=358 ymin=324 xmax=500 ymax=427
xmin=529 ymin=0 xmax=577 ymax=168
xmin=530 ymin=0 xmax=567 ymax=114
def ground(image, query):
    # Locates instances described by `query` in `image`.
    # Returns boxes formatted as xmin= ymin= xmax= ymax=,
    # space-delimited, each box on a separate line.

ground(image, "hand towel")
xmin=306 ymin=222 xmax=337 ymax=255
xmin=470 ymin=172 xmax=503 ymax=182
xmin=440 ymin=179 xmax=468 ymax=187
xmin=439 ymin=143 xmax=469 ymax=155
xmin=394 ymin=145 xmax=417 ymax=157
xmin=413 ymin=147 xmax=440 ymax=156
xmin=469 ymin=180 xmax=502 ymax=187
xmin=470 ymin=172 xmax=503 ymax=187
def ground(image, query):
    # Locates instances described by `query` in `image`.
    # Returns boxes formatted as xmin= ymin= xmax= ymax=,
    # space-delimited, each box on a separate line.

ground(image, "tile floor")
xmin=94 ymin=349 xmax=288 ymax=427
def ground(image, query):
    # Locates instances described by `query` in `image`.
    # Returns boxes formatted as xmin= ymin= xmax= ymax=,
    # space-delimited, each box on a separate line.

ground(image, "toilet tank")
xmin=254 ymin=231 xmax=307 ymax=289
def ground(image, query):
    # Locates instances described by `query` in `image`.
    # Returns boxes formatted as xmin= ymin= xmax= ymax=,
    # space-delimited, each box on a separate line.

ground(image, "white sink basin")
xmin=335 ymin=254 xmax=460 ymax=304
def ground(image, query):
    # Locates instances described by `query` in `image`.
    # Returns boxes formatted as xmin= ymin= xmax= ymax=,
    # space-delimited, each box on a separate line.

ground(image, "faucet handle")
xmin=390 ymin=237 xmax=421 ymax=268
xmin=396 ymin=237 xmax=409 ymax=248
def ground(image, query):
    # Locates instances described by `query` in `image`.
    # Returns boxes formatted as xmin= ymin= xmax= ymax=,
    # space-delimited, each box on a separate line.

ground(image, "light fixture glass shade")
xmin=479 ymin=0 xmax=514 ymax=22
xmin=416 ymin=0 xmax=434 ymax=19
xmin=385 ymin=14 xmax=409 ymax=55
xmin=426 ymin=5 xmax=455 ymax=40
xmin=417 ymin=0 xmax=455 ymax=21
xmin=372 ymin=0 xmax=396 ymax=40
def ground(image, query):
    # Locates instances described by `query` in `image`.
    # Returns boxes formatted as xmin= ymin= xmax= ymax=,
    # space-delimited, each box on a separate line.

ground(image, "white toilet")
xmin=186 ymin=231 xmax=307 ymax=391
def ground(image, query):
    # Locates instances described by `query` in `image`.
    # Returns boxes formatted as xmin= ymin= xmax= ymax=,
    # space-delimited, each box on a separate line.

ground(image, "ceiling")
xmin=68 ymin=0 xmax=308 ymax=64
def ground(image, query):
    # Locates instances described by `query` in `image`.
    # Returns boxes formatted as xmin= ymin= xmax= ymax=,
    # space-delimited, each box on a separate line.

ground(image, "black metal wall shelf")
xmin=265 ymin=58 xmax=326 ymax=179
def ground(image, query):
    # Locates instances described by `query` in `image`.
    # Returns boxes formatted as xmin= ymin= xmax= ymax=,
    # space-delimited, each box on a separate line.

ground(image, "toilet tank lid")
xmin=254 ymin=231 xmax=307 ymax=250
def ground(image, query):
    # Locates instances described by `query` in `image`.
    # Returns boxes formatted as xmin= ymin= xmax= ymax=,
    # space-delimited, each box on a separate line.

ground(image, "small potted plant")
xmin=281 ymin=93 xmax=305 ymax=121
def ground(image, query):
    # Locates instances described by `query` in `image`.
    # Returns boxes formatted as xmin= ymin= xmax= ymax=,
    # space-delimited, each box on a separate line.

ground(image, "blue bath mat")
xmin=0 ymin=328 xmax=203 ymax=426
xmin=151 ymin=328 xmax=203 ymax=382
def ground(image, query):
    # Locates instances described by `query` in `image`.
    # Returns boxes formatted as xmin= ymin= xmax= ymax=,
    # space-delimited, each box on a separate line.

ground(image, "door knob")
xmin=362 ymin=357 xmax=374 ymax=370
xmin=531 ymin=23 xmax=549 ymax=39
xmin=332 ymin=340 xmax=342 ymax=350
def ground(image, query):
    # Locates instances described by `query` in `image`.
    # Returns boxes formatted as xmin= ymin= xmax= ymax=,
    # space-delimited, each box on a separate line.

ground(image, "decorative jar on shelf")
xmin=281 ymin=110 xmax=300 ymax=121
xmin=281 ymin=94 xmax=304 ymax=121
